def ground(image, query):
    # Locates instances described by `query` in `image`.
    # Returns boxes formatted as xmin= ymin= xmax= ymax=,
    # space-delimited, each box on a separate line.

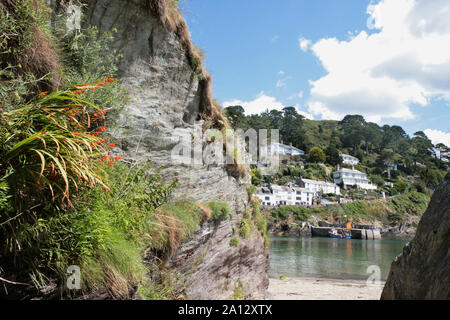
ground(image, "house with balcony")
xmin=333 ymin=168 xmax=377 ymax=190
xmin=341 ymin=154 xmax=360 ymax=165
xmin=296 ymin=178 xmax=341 ymax=195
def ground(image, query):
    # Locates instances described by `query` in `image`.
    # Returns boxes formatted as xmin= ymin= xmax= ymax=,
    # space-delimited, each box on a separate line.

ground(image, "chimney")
xmin=351 ymin=164 xmax=355 ymax=170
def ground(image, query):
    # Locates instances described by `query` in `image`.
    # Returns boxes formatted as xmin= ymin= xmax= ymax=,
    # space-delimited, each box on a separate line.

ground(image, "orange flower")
xmin=97 ymin=82 xmax=105 ymax=86
xmin=92 ymin=88 xmax=96 ymax=92
xmin=98 ymin=126 xmax=106 ymax=132
xmin=105 ymin=78 xmax=116 ymax=83
xmin=64 ymin=107 xmax=70 ymax=111
xmin=107 ymin=161 xmax=115 ymax=167
xmin=75 ymin=89 xmax=83 ymax=95
xmin=114 ymin=156 xmax=123 ymax=161
xmin=109 ymin=143 xmax=116 ymax=147
xmin=39 ymin=91 xmax=49 ymax=97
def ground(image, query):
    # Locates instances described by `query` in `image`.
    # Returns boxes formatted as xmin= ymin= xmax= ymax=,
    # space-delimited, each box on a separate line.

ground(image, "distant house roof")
xmin=334 ymin=168 xmax=365 ymax=175
xmin=292 ymin=187 xmax=315 ymax=193
xmin=268 ymin=143 xmax=304 ymax=155
xmin=341 ymin=153 xmax=359 ymax=160
xmin=301 ymin=178 xmax=338 ymax=187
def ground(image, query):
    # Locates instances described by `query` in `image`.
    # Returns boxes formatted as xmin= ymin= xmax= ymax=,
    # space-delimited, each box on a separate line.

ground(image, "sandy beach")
xmin=268 ymin=277 xmax=385 ymax=300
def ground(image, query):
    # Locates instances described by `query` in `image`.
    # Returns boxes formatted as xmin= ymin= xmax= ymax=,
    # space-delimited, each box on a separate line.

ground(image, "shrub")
xmin=239 ymin=219 xmax=251 ymax=238
xmin=229 ymin=237 xmax=240 ymax=247
xmin=230 ymin=280 xmax=244 ymax=300
xmin=206 ymin=202 xmax=230 ymax=222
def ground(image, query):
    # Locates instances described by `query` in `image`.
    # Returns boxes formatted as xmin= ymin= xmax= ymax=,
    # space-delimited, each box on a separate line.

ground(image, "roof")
xmin=301 ymin=178 xmax=338 ymax=187
xmin=269 ymin=143 xmax=304 ymax=154
xmin=341 ymin=153 xmax=359 ymax=159
xmin=334 ymin=168 xmax=366 ymax=174
xmin=292 ymin=187 xmax=316 ymax=193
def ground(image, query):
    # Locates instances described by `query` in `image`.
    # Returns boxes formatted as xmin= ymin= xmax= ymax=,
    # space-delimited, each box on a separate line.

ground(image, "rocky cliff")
xmin=381 ymin=173 xmax=450 ymax=300
xmin=82 ymin=0 xmax=269 ymax=299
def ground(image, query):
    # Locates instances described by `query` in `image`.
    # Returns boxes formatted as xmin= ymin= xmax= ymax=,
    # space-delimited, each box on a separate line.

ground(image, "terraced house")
xmin=297 ymin=178 xmax=341 ymax=195
xmin=257 ymin=185 xmax=315 ymax=207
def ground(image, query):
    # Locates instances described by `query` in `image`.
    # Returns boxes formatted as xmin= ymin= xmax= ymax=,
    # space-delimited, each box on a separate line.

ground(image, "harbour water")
xmin=269 ymin=236 xmax=410 ymax=281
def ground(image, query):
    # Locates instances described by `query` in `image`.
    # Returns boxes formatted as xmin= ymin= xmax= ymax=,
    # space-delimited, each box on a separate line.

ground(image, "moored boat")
xmin=328 ymin=228 xmax=352 ymax=239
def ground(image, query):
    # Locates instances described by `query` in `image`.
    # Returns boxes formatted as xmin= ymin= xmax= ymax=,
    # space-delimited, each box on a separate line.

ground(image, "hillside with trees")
xmin=225 ymin=106 xmax=449 ymax=191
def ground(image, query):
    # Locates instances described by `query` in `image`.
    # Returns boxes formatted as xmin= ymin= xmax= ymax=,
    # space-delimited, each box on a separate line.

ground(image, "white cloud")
xmin=299 ymin=37 xmax=312 ymax=52
xmin=223 ymin=92 xmax=314 ymax=120
xmin=424 ymin=129 xmax=450 ymax=147
xmin=276 ymin=79 xmax=286 ymax=88
xmin=276 ymin=75 xmax=292 ymax=89
xmin=278 ymin=70 xmax=285 ymax=76
xmin=271 ymin=35 xmax=279 ymax=43
xmin=223 ymin=92 xmax=285 ymax=116
xmin=307 ymin=0 xmax=450 ymax=123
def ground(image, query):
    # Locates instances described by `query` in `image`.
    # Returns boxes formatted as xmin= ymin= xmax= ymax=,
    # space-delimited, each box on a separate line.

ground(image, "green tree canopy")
xmin=308 ymin=147 xmax=326 ymax=163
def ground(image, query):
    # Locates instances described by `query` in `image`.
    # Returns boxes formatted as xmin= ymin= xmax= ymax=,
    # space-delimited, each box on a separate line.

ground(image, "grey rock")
xmin=83 ymin=0 xmax=268 ymax=299
xmin=381 ymin=173 xmax=450 ymax=300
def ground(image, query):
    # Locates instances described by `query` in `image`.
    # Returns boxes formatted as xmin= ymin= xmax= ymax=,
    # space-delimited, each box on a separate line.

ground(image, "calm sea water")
xmin=269 ymin=236 xmax=410 ymax=281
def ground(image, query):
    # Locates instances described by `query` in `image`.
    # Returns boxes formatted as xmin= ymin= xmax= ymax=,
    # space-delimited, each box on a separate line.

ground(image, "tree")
xmin=420 ymin=168 xmax=445 ymax=189
xmin=251 ymin=168 xmax=262 ymax=186
xmin=308 ymin=147 xmax=326 ymax=163
xmin=339 ymin=115 xmax=366 ymax=151
xmin=380 ymin=148 xmax=395 ymax=179
xmin=325 ymin=144 xmax=342 ymax=166
xmin=224 ymin=106 xmax=248 ymax=129
xmin=436 ymin=143 xmax=450 ymax=161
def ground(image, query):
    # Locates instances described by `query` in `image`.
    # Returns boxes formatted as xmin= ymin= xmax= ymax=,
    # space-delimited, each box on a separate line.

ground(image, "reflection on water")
xmin=269 ymin=236 xmax=409 ymax=281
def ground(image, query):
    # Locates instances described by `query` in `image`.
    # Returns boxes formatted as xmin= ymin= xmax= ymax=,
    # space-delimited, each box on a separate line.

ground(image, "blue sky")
xmin=180 ymin=0 xmax=450 ymax=146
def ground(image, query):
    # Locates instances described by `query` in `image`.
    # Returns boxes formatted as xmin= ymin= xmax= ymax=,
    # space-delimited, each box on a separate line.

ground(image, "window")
xmin=265 ymin=197 xmax=270 ymax=201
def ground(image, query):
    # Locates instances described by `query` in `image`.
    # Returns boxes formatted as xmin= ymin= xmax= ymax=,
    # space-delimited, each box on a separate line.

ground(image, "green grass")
xmin=206 ymin=202 xmax=231 ymax=222
xmin=229 ymin=237 xmax=240 ymax=247
xmin=269 ymin=192 xmax=430 ymax=225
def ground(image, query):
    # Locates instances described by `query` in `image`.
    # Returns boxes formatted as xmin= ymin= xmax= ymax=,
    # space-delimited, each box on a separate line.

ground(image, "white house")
xmin=297 ymin=178 xmax=341 ymax=195
xmin=266 ymin=143 xmax=305 ymax=157
xmin=256 ymin=185 xmax=315 ymax=207
xmin=341 ymin=154 xmax=360 ymax=165
xmin=256 ymin=187 xmax=276 ymax=206
xmin=333 ymin=168 xmax=377 ymax=190
xmin=292 ymin=187 xmax=315 ymax=206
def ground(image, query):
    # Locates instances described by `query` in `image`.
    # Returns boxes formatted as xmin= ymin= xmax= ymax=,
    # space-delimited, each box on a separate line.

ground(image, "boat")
xmin=328 ymin=228 xmax=352 ymax=239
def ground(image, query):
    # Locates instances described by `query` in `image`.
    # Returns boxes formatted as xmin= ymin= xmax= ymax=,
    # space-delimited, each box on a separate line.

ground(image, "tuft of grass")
xmin=230 ymin=280 xmax=245 ymax=300
xmin=229 ymin=236 xmax=240 ymax=247
xmin=205 ymin=202 xmax=230 ymax=223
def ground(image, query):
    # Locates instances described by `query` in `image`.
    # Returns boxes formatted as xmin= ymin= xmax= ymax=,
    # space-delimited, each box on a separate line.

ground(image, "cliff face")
xmin=381 ymin=173 xmax=450 ymax=300
xmin=84 ymin=0 xmax=269 ymax=299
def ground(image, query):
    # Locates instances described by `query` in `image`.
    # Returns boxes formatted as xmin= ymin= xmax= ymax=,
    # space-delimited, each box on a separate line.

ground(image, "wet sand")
xmin=268 ymin=277 xmax=384 ymax=300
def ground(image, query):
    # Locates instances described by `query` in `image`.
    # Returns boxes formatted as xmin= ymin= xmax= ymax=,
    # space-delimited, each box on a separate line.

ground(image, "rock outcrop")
xmin=381 ymin=173 xmax=450 ymax=300
xmin=83 ymin=0 xmax=269 ymax=299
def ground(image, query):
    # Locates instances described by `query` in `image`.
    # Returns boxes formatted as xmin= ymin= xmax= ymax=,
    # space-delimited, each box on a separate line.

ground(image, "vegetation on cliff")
xmin=0 ymin=0 xmax=251 ymax=299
